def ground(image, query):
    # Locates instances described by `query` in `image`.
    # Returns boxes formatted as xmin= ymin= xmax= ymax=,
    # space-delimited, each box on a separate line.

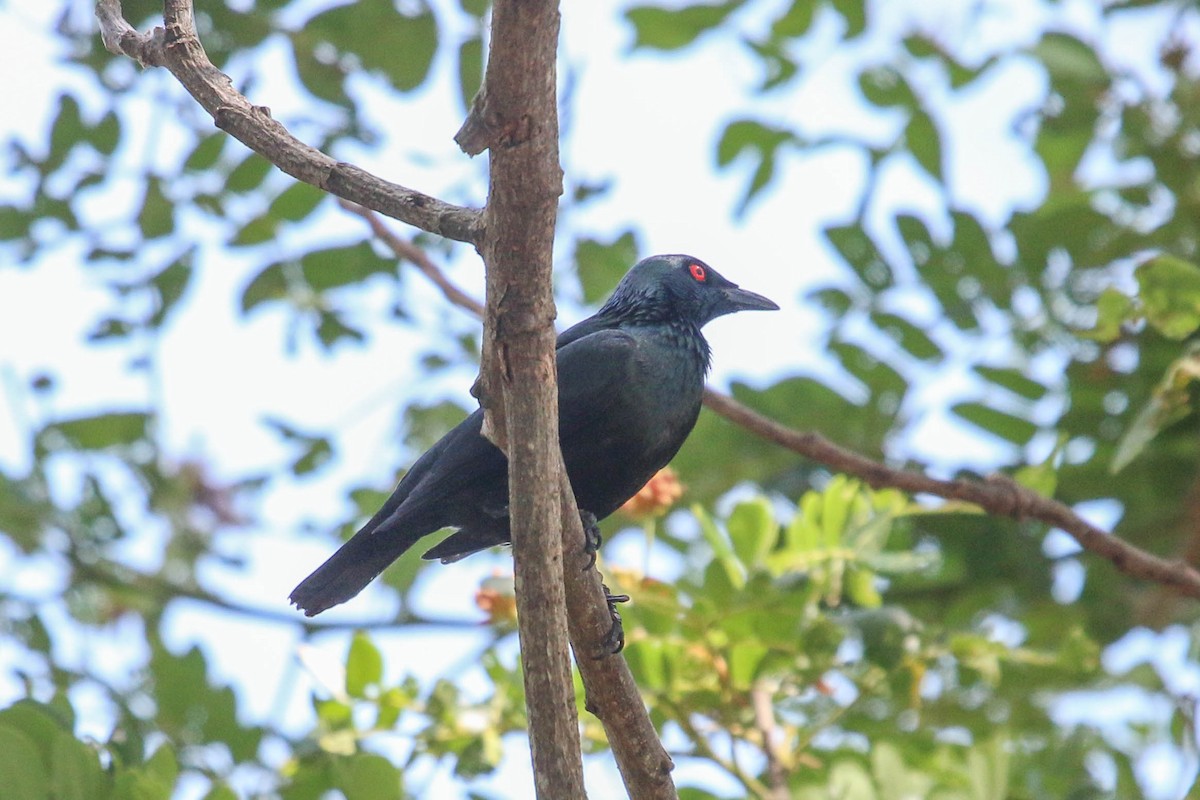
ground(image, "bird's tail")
xmin=289 ymin=528 xmax=418 ymax=616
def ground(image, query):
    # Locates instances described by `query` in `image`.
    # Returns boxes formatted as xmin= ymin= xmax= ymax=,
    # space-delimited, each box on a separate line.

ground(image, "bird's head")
xmin=600 ymin=254 xmax=779 ymax=327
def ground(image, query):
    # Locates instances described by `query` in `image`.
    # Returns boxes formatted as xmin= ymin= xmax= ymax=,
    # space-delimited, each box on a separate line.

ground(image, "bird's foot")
xmin=581 ymin=510 xmax=602 ymax=570
xmin=597 ymin=584 xmax=630 ymax=656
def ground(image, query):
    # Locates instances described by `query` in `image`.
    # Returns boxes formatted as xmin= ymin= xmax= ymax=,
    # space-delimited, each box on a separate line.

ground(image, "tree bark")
xmin=467 ymin=2 xmax=587 ymax=798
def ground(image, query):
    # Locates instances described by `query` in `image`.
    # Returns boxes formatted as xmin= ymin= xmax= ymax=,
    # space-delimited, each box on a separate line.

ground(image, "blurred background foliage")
xmin=2 ymin=0 xmax=1200 ymax=797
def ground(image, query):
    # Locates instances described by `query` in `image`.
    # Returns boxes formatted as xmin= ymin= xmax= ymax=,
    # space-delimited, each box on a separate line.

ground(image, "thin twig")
xmin=750 ymin=684 xmax=789 ymax=800
xmin=337 ymin=200 xmax=485 ymax=317
xmin=658 ymin=695 xmax=775 ymax=800
xmin=67 ymin=551 xmax=477 ymax=632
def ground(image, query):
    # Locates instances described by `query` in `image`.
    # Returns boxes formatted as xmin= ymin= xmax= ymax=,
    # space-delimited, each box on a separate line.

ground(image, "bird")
xmin=289 ymin=254 xmax=778 ymax=618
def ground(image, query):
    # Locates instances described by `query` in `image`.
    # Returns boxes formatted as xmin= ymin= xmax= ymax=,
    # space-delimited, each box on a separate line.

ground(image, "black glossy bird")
xmin=290 ymin=254 xmax=778 ymax=616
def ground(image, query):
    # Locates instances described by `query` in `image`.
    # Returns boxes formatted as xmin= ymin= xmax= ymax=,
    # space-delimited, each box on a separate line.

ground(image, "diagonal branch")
xmin=95 ymin=0 xmax=482 ymax=244
xmin=336 ymin=199 xmax=485 ymax=318
xmin=700 ymin=389 xmax=1200 ymax=598
xmin=343 ymin=203 xmax=1200 ymax=601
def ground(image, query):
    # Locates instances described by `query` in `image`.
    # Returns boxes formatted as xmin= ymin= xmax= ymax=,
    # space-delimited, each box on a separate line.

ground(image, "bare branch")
xmin=95 ymin=0 xmax=482 ymax=244
xmin=700 ymin=388 xmax=1200 ymax=598
xmin=750 ymin=685 xmax=789 ymax=800
xmin=337 ymin=200 xmax=485 ymax=318
xmin=473 ymin=1 xmax=586 ymax=797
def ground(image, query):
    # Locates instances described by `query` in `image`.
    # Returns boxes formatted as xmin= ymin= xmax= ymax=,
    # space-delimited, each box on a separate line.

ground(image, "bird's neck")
xmin=623 ymin=317 xmax=713 ymax=376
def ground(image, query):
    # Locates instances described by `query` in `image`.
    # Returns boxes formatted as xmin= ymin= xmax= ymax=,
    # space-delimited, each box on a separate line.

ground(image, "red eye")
xmin=689 ymin=263 xmax=707 ymax=282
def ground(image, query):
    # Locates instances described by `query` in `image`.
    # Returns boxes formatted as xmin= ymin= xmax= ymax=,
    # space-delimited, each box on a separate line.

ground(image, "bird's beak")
xmin=721 ymin=285 xmax=780 ymax=312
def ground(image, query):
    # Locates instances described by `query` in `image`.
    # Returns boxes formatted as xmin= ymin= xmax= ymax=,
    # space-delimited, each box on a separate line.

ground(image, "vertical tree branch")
xmin=467 ymin=1 xmax=584 ymax=797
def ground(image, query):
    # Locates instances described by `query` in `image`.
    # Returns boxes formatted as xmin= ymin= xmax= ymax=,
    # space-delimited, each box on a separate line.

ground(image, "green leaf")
xmin=1033 ymin=32 xmax=1107 ymax=86
xmin=231 ymin=215 xmax=278 ymax=247
xmin=727 ymin=642 xmax=768 ymax=690
xmin=138 ymin=177 xmax=174 ymax=239
xmin=404 ymin=401 xmax=470 ymax=452
xmin=845 ymin=566 xmax=882 ymax=608
xmin=184 ymin=134 xmax=225 ymax=172
xmin=716 ymin=119 xmax=794 ymax=213
xmin=300 ymin=242 xmax=393 ymax=292
xmin=770 ymin=1 xmax=815 ymax=38
xmin=858 ymin=66 xmax=915 ymax=108
xmin=226 ymin=153 xmax=272 ymax=194
xmin=47 ymin=94 xmax=84 ymax=172
xmin=1082 ymin=286 xmax=1136 ymax=342
xmin=0 ymin=700 xmax=66 ymax=761
xmin=829 ymin=0 xmax=866 ymax=38
xmin=333 ymin=753 xmax=403 ymax=800
xmin=263 ymin=417 xmax=335 ymax=476
xmin=204 ymin=785 xmax=239 ymax=800
xmin=241 ymin=262 xmax=289 ymax=313
xmin=293 ymin=437 xmax=333 ymax=476
xmin=727 ymin=497 xmax=776 ymax=568
xmin=0 ymin=205 xmax=30 ymax=241
xmin=345 ymin=632 xmax=384 ymax=698
xmin=785 ymin=500 xmax=820 ymax=553
xmin=316 ymin=309 xmax=366 ymax=347
xmin=952 ymin=402 xmax=1038 ymax=446
xmin=1135 ymin=254 xmax=1200 ymax=339
xmin=1111 ymin=346 xmax=1200 ymax=473
xmin=862 ymin=550 xmax=941 ymax=575
xmin=458 ymin=0 xmax=489 ymax=18
xmin=905 ymin=108 xmax=942 ymax=181
xmin=575 ymin=231 xmax=639 ymax=304
xmin=856 ymin=607 xmax=919 ymax=669
xmin=694 ymin=505 xmax=745 ymax=590
xmin=306 ymin=0 xmax=437 ymax=92
xmin=809 ymin=287 xmax=854 ymax=315
xmin=50 ymin=412 xmax=149 ymax=449
xmin=624 ymin=641 xmax=668 ymax=691
xmin=89 ymin=111 xmax=121 ymax=156
xmin=825 ymin=760 xmax=875 ymax=800
xmin=51 ymin=732 xmax=107 ymax=800
xmin=151 ymin=646 xmax=261 ymax=763
xmin=626 ymin=1 xmax=744 ymax=51
xmin=967 ymin=735 xmax=1011 ymax=800
xmin=871 ymin=743 xmax=934 ymax=798
xmin=0 ymin=474 xmax=50 ymax=550
xmin=0 ymin=725 xmax=48 ymax=800
xmin=973 ymin=366 xmax=1047 ymax=401
xmin=830 ymin=341 xmax=908 ymax=401
xmin=870 ymin=311 xmax=942 ymax=361
xmin=457 ymin=36 xmax=484 ymax=112
xmin=112 ymin=744 xmax=178 ymax=800
xmin=149 ymin=253 xmax=195 ymax=328
xmin=825 ymin=225 xmax=893 ymax=289
xmin=269 ymin=182 xmax=325 ymax=223
xmin=1013 ymin=439 xmax=1061 ymax=497
xmin=291 ymin=39 xmax=349 ymax=106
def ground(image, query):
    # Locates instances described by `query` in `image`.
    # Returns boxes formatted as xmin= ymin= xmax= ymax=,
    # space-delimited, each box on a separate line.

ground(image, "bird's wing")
xmin=373 ymin=328 xmax=637 ymax=525
xmin=554 ymin=328 xmax=642 ymax=439
xmin=555 ymin=313 xmax=619 ymax=350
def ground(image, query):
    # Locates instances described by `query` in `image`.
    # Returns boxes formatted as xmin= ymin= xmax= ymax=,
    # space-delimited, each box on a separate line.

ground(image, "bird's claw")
xmin=596 ymin=584 xmax=629 ymax=656
xmin=580 ymin=510 xmax=602 ymax=571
